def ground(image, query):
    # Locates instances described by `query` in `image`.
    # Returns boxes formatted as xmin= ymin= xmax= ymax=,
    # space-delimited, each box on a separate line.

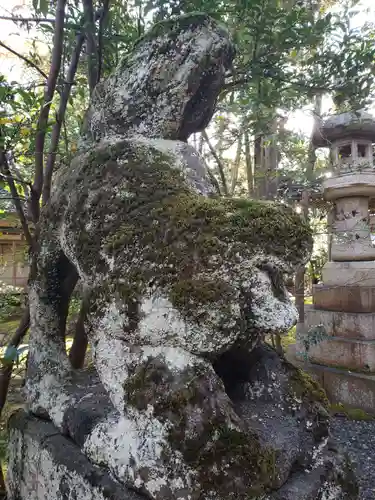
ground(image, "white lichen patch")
xmin=91 ymin=301 xmax=130 ymax=410
xmin=26 ymin=374 xmax=74 ymax=430
xmin=319 ymin=483 xmax=343 ymax=500
xmin=136 ymin=292 xmax=242 ymax=356
xmin=248 ymin=270 xmax=298 ymax=334
xmin=26 ymin=286 xmax=75 ymax=430
xmin=7 ymin=426 xmax=121 ymax=500
xmin=84 ymin=409 xmax=195 ymax=499
xmin=311 ymin=437 xmax=329 ymax=468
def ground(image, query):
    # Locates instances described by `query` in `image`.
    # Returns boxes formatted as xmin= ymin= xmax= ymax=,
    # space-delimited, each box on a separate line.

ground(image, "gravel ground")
xmin=331 ymin=417 xmax=375 ymax=500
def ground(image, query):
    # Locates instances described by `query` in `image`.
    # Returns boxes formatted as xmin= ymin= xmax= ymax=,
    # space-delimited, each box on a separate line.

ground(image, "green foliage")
xmin=0 ymin=284 xmax=23 ymax=322
xmin=297 ymin=324 xmax=330 ymax=361
xmin=0 ymin=74 xmax=45 ymax=190
xmin=307 ymin=247 xmax=328 ymax=284
xmin=0 ymin=345 xmax=28 ymax=367
xmin=68 ymin=293 xmax=81 ymax=319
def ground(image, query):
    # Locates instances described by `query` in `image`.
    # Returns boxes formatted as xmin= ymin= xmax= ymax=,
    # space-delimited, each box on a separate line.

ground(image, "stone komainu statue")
xmin=10 ymin=13 xmax=357 ymax=500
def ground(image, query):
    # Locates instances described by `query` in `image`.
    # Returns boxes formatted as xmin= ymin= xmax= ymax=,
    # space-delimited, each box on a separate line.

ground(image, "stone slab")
xmin=295 ymin=330 xmax=375 ymax=372
xmin=323 ymin=172 xmax=375 ymax=200
xmin=305 ymin=304 xmax=375 ymax=339
xmin=312 ymin=284 xmax=375 ymax=313
xmin=321 ymin=261 xmax=375 ymax=287
xmin=308 ymin=337 xmax=375 ymax=372
xmin=6 ymin=410 xmax=144 ymax=500
xmin=286 ymin=345 xmax=375 ymax=415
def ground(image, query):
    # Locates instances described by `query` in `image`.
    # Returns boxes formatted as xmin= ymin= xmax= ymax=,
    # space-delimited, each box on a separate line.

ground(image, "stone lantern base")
xmin=289 ymin=281 xmax=375 ymax=413
xmin=321 ymin=262 xmax=375 ymax=287
xmin=287 ymin=345 xmax=375 ymax=414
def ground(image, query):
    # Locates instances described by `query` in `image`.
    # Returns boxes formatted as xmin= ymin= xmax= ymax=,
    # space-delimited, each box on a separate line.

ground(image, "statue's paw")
xmin=84 ymin=348 xmax=278 ymax=499
xmin=83 ymin=404 xmax=278 ymax=500
xmin=25 ymin=373 xmax=74 ymax=431
xmin=25 ymin=346 xmax=74 ymax=431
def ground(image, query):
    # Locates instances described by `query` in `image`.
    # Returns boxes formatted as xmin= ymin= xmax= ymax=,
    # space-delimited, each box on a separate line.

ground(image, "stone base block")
xmin=286 ymin=347 xmax=375 ymax=415
xmin=308 ymin=338 xmax=375 ymax=372
xmin=305 ymin=305 xmax=375 ymax=340
xmin=295 ymin=331 xmax=375 ymax=372
xmin=313 ymin=284 xmax=375 ymax=313
xmin=287 ymin=345 xmax=375 ymax=415
xmin=6 ymin=410 xmax=143 ymax=500
xmin=321 ymin=261 xmax=375 ymax=287
xmin=323 ymin=172 xmax=375 ymax=201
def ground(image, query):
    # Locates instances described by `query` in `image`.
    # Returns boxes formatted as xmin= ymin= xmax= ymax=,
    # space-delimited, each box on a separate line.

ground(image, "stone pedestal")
xmin=287 ymin=345 xmax=375 ymax=415
xmin=296 ymin=283 xmax=375 ymax=411
xmin=6 ymin=410 xmax=143 ymax=500
xmin=321 ymin=261 xmax=375 ymax=287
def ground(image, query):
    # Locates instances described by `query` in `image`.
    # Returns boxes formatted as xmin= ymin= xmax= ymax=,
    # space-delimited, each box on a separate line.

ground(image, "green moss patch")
xmin=57 ymin=139 xmax=312 ymax=333
xmin=330 ymin=403 xmax=375 ymax=420
xmin=289 ymin=367 xmax=329 ymax=409
xmin=136 ymin=13 xmax=217 ymax=44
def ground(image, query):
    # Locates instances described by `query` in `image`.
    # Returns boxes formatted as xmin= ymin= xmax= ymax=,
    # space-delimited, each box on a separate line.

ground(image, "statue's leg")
xmin=86 ymin=320 xmax=277 ymax=499
xmin=25 ymin=241 xmax=78 ymax=428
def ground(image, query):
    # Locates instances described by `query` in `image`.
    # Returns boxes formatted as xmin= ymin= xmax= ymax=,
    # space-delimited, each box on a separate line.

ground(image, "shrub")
xmin=0 ymin=282 xmax=25 ymax=321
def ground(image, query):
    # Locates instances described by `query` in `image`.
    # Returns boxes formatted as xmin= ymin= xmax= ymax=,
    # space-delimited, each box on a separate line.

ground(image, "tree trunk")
xmin=295 ymin=190 xmax=309 ymax=335
xmin=230 ymin=132 xmax=243 ymax=195
xmin=254 ymin=134 xmax=264 ymax=199
xmin=295 ymin=93 xmax=322 ymax=336
xmin=0 ymin=307 xmax=30 ymax=495
xmin=263 ymin=117 xmax=279 ymax=199
xmin=202 ymin=130 xmax=228 ymax=196
xmin=244 ymin=130 xmax=253 ymax=197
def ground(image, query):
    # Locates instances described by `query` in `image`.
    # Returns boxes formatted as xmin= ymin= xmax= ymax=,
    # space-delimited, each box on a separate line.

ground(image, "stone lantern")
xmin=314 ymin=111 xmax=375 ymax=283
xmin=295 ymin=110 xmax=375 ymax=413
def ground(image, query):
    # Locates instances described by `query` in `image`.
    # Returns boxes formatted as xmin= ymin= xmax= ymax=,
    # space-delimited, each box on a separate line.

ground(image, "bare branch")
xmin=0 ymin=196 xmax=26 ymax=201
xmin=0 ymin=9 xmax=105 ymax=24
xmin=223 ymin=71 xmax=347 ymax=95
xmin=0 ymin=40 xmax=48 ymax=80
xmin=42 ymin=32 xmax=85 ymax=205
xmin=31 ymin=0 xmax=66 ymax=222
xmin=205 ymin=166 xmax=222 ymax=196
xmin=0 ymin=150 xmax=34 ymax=249
xmin=82 ymin=0 xmax=98 ymax=94
xmin=97 ymin=0 xmax=110 ymax=84
xmin=0 ymin=172 xmax=31 ymax=187
xmin=202 ymin=130 xmax=228 ymax=196
xmin=0 ymin=15 xmax=56 ymax=23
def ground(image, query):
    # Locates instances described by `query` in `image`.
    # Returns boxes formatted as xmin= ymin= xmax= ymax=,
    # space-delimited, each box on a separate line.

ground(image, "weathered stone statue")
xmin=7 ymin=13 xmax=358 ymax=500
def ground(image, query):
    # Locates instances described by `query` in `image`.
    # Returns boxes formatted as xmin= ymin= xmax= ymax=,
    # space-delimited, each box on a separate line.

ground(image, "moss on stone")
xmin=123 ymin=354 xmax=277 ymax=498
xmin=289 ymin=367 xmax=329 ymax=409
xmin=330 ymin=403 xmax=374 ymax=420
xmin=56 ymin=138 xmax=311 ymax=332
xmin=135 ymin=12 xmax=218 ymax=44
xmin=190 ymin=425 xmax=277 ymax=499
xmin=168 ymin=278 xmax=235 ymax=316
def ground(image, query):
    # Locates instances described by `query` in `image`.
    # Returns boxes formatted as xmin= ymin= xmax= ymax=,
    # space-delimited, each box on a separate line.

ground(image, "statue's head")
xmin=84 ymin=14 xmax=235 ymax=142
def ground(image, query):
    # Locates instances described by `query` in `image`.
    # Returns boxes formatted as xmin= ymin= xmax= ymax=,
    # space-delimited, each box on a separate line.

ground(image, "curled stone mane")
xmin=82 ymin=13 xmax=234 ymax=143
xmin=14 ymin=13 xmax=359 ymax=500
